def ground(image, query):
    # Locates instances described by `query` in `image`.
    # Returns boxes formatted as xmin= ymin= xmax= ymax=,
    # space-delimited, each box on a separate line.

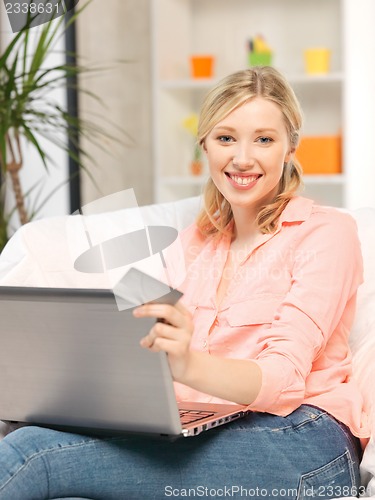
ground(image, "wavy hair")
xmin=196 ymin=66 xmax=304 ymax=237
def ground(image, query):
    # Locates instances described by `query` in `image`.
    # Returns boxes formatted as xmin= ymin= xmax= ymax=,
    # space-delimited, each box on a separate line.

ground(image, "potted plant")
xmin=0 ymin=1 xmax=119 ymax=252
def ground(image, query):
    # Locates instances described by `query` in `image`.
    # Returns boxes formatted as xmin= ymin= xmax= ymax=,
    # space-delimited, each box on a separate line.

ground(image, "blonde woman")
xmin=0 ymin=67 xmax=369 ymax=499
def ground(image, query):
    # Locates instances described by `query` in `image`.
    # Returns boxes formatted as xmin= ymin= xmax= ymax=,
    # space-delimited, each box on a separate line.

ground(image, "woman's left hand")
xmin=133 ymin=301 xmax=194 ymax=382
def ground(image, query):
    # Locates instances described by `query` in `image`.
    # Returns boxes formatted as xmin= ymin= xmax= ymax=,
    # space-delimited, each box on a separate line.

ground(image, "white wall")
xmin=76 ymin=0 xmax=152 ymax=207
xmin=343 ymin=0 xmax=375 ymax=209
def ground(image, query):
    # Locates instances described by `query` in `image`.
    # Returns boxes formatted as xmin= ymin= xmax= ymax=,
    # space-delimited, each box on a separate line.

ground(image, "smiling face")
xmin=203 ymin=97 xmax=293 ymax=218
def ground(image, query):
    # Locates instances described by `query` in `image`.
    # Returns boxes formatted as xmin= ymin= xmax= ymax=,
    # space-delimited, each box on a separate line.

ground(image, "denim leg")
xmin=0 ymin=405 xmax=362 ymax=500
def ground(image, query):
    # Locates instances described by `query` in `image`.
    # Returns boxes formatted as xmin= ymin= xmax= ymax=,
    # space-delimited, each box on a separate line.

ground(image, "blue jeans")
xmin=0 ymin=405 xmax=362 ymax=500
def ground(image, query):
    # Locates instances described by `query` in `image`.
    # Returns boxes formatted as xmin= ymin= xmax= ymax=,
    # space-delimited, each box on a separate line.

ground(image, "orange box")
xmin=190 ymin=55 xmax=215 ymax=79
xmin=296 ymin=135 xmax=342 ymax=174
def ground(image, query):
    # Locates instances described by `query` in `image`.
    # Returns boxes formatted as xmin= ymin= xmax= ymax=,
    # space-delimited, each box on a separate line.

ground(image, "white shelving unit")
xmin=151 ymin=0 xmax=375 ymax=208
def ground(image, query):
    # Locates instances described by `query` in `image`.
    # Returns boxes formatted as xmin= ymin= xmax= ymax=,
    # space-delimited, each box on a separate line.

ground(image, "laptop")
xmin=0 ymin=268 xmax=249 ymax=438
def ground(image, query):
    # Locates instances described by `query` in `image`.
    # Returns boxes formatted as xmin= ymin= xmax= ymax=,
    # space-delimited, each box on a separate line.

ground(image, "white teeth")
xmin=231 ymin=175 xmax=258 ymax=186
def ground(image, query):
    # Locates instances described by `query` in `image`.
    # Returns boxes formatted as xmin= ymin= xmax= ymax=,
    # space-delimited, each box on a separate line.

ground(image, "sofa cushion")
xmin=346 ymin=208 xmax=375 ymax=494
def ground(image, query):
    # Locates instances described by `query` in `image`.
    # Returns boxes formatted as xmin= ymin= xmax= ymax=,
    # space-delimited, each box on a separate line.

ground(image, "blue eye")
xmin=218 ymin=135 xmax=233 ymax=143
xmin=257 ymin=136 xmax=273 ymax=144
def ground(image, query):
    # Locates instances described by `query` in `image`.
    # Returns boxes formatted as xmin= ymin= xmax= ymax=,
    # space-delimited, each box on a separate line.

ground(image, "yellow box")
xmin=296 ymin=135 xmax=342 ymax=174
xmin=304 ymin=48 xmax=331 ymax=75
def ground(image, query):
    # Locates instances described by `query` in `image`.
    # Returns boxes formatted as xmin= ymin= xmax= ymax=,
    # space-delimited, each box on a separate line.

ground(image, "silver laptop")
xmin=0 ymin=268 xmax=249 ymax=438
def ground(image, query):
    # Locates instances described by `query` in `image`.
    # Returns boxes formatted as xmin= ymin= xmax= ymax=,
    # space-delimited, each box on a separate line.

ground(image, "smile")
xmin=225 ymin=172 xmax=262 ymax=188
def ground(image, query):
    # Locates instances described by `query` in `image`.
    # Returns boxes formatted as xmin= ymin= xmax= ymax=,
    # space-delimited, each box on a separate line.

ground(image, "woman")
xmin=0 ymin=67 xmax=369 ymax=499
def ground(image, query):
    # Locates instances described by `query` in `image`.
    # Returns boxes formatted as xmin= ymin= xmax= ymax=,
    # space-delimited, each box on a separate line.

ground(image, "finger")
xmin=173 ymin=300 xmax=191 ymax=317
xmin=142 ymin=332 xmax=189 ymax=355
xmin=133 ymin=303 xmax=186 ymax=328
xmin=141 ymin=321 xmax=181 ymax=347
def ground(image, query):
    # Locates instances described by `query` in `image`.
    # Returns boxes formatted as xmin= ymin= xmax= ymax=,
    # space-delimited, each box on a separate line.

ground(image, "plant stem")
xmin=6 ymin=132 xmax=28 ymax=225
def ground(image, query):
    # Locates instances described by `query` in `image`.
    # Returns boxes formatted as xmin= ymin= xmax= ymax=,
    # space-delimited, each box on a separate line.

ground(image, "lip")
xmin=224 ymin=172 xmax=262 ymax=190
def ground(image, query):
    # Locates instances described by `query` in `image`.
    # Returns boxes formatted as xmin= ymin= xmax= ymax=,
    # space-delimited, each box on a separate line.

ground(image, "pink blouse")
xmin=172 ymin=196 xmax=370 ymax=439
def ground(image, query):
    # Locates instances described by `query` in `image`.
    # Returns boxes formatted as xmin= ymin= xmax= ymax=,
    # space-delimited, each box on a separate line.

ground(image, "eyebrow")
xmin=213 ymin=126 xmax=279 ymax=134
xmin=213 ymin=126 xmax=236 ymax=132
xmin=254 ymin=128 xmax=278 ymax=134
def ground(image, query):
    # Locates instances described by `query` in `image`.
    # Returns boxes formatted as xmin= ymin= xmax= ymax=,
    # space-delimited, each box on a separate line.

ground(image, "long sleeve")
xmin=249 ymin=209 xmax=363 ymax=415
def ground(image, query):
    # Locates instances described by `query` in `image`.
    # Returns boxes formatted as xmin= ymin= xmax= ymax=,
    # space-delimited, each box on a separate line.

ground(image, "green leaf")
xmin=22 ymin=124 xmax=48 ymax=170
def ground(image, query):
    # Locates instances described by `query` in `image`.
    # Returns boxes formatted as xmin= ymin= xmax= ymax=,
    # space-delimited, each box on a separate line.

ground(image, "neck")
xmin=231 ymin=206 xmax=260 ymax=245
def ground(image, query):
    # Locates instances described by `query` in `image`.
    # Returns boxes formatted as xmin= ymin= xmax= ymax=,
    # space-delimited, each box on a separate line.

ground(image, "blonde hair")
xmin=196 ymin=66 xmax=304 ymax=237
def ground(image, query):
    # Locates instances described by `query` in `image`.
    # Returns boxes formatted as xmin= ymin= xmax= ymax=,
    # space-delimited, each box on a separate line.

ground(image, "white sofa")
xmin=0 ymin=195 xmax=374 ymax=498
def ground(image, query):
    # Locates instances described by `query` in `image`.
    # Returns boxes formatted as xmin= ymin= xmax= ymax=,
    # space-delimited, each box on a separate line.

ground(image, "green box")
xmin=248 ymin=52 xmax=272 ymax=67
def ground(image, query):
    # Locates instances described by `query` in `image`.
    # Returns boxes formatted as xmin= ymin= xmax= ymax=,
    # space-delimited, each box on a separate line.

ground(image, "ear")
xmin=284 ymin=147 xmax=295 ymax=164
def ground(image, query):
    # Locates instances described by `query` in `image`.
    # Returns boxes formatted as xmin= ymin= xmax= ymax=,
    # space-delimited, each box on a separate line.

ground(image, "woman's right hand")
xmin=133 ymin=301 xmax=194 ymax=383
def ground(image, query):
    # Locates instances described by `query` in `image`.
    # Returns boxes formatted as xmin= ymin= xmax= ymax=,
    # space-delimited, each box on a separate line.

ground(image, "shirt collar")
xmin=212 ymin=196 xmax=314 ymax=248
xmin=278 ymin=196 xmax=314 ymax=226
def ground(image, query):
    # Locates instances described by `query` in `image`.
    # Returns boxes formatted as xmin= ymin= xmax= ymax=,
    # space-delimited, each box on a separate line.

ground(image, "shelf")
xmin=288 ymin=72 xmax=344 ymax=84
xmin=160 ymin=72 xmax=344 ymax=91
xmin=152 ymin=0 xmax=348 ymax=208
xmin=303 ymin=174 xmax=345 ymax=184
xmin=161 ymin=79 xmax=218 ymax=90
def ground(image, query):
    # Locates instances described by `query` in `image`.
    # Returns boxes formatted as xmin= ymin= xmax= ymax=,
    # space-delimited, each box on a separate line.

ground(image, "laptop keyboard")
xmin=179 ymin=409 xmax=215 ymax=425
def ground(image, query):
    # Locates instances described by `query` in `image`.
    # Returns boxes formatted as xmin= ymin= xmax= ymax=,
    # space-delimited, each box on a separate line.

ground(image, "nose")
xmin=232 ymin=143 xmax=255 ymax=170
